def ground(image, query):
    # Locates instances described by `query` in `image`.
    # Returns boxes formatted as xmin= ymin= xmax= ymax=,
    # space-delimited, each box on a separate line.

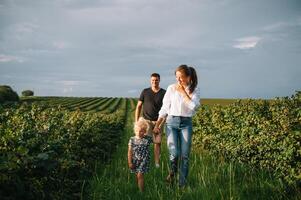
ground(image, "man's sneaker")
xmin=155 ymin=163 xmax=160 ymax=168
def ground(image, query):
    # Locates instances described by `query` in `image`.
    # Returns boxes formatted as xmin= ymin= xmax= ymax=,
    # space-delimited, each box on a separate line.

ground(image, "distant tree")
xmin=0 ymin=85 xmax=19 ymax=103
xmin=22 ymin=90 xmax=34 ymax=97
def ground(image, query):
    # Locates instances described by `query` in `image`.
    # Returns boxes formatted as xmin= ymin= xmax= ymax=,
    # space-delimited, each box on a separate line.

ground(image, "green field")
xmin=20 ymin=96 xmax=272 ymax=107
xmin=20 ymin=97 xmax=242 ymax=109
xmin=1 ymin=96 xmax=300 ymax=199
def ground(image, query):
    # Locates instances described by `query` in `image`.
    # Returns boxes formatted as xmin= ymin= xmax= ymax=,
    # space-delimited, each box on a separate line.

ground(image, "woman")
xmin=153 ymin=64 xmax=201 ymax=187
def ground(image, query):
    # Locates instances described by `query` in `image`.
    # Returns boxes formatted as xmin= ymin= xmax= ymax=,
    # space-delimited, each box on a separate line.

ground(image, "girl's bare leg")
xmin=136 ymin=172 xmax=144 ymax=192
xmin=154 ymin=143 xmax=161 ymax=166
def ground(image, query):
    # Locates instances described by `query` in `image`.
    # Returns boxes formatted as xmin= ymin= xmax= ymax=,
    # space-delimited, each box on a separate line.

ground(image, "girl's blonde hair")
xmin=134 ymin=117 xmax=149 ymax=134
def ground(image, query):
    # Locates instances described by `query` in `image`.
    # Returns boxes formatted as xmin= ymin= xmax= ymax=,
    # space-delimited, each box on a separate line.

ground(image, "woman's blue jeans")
xmin=166 ymin=116 xmax=193 ymax=186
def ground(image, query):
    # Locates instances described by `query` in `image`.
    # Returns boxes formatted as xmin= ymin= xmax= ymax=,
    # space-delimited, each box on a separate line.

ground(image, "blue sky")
xmin=0 ymin=0 xmax=300 ymax=98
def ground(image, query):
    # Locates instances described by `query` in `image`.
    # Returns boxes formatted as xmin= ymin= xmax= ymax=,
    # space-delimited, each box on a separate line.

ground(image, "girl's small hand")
xmin=128 ymin=163 xmax=135 ymax=170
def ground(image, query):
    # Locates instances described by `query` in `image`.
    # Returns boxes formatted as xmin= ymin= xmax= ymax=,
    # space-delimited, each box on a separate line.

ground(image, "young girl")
xmin=128 ymin=117 xmax=152 ymax=192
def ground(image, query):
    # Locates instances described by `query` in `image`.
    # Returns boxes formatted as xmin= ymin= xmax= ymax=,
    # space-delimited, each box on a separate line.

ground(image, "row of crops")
xmin=193 ymin=91 xmax=301 ymax=186
xmin=0 ymin=97 xmax=137 ymax=200
xmin=21 ymin=97 xmax=138 ymax=113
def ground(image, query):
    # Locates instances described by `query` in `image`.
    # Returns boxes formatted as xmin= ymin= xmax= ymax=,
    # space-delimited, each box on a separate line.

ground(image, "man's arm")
xmin=135 ymin=100 xmax=143 ymax=122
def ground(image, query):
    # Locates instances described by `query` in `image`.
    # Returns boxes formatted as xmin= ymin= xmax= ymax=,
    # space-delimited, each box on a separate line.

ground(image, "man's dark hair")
xmin=151 ymin=73 xmax=160 ymax=79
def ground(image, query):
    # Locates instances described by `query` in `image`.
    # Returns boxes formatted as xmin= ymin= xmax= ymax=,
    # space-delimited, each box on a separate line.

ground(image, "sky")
xmin=0 ymin=0 xmax=300 ymax=98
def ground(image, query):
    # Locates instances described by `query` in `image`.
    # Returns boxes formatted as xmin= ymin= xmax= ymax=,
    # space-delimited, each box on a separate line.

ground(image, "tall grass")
xmin=87 ymin=108 xmax=298 ymax=200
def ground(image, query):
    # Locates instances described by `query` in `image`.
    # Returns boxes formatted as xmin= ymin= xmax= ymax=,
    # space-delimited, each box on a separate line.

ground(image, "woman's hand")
xmin=176 ymin=83 xmax=192 ymax=101
xmin=175 ymin=83 xmax=186 ymax=95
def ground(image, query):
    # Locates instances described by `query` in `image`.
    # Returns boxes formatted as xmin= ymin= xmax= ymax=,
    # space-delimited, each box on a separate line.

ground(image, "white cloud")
xmin=0 ymin=54 xmax=25 ymax=63
xmin=127 ymin=89 xmax=138 ymax=94
xmin=53 ymin=41 xmax=70 ymax=49
xmin=263 ymin=22 xmax=288 ymax=31
xmin=59 ymin=80 xmax=80 ymax=86
xmin=233 ymin=36 xmax=261 ymax=50
xmin=59 ymin=80 xmax=80 ymax=95
xmin=263 ymin=18 xmax=301 ymax=32
xmin=15 ymin=22 xmax=39 ymax=34
xmin=0 ymin=75 xmax=13 ymax=79
xmin=63 ymin=87 xmax=73 ymax=94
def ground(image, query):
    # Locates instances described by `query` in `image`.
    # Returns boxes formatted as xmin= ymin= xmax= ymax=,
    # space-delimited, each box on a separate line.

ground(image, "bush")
xmin=193 ymin=91 xmax=301 ymax=185
xmin=0 ymin=104 xmax=126 ymax=199
xmin=22 ymin=90 xmax=34 ymax=97
xmin=0 ymin=85 xmax=19 ymax=103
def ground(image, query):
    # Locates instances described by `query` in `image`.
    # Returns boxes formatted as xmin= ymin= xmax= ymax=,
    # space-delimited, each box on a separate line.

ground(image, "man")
xmin=135 ymin=73 xmax=166 ymax=168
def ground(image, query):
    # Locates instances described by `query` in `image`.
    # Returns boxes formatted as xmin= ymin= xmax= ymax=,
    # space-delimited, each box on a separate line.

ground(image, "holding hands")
xmin=153 ymin=126 xmax=160 ymax=135
xmin=153 ymin=117 xmax=165 ymax=135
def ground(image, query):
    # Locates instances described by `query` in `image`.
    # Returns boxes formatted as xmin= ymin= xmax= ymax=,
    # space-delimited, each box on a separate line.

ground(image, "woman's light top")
xmin=158 ymin=84 xmax=201 ymax=118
